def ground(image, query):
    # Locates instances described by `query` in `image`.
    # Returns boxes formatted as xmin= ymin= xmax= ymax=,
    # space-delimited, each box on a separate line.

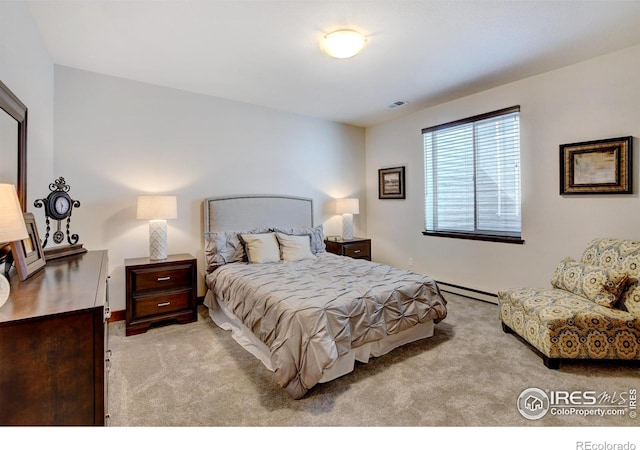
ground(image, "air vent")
xmin=387 ymin=100 xmax=409 ymax=109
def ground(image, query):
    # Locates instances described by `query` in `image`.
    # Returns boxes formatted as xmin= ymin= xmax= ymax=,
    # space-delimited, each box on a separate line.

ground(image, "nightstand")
xmin=324 ymin=237 xmax=371 ymax=261
xmin=125 ymin=253 xmax=197 ymax=336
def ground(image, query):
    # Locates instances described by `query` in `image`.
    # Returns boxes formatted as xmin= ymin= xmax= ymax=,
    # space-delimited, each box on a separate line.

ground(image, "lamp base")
xmin=149 ymin=220 xmax=168 ymax=260
xmin=342 ymin=213 xmax=354 ymax=240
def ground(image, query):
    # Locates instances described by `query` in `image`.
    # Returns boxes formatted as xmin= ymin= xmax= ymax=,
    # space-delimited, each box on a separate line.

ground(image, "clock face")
xmin=55 ymin=196 xmax=70 ymax=215
xmin=48 ymin=192 xmax=72 ymax=220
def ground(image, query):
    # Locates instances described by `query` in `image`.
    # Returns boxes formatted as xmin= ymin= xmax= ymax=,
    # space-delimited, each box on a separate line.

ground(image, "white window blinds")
xmin=423 ymin=106 xmax=521 ymax=242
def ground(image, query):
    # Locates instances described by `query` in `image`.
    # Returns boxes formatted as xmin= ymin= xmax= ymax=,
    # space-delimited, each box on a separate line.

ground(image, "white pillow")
xmin=239 ymin=233 xmax=280 ymax=263
xmin=276 ymin=233 xmax=315 ymax=262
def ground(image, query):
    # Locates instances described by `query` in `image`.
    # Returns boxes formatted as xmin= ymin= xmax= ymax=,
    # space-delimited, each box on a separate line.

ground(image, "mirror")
xmin=0 ymin=80 xmax=28 ymax=212
xmin=0 ymin=112 xmax=17 ymax=187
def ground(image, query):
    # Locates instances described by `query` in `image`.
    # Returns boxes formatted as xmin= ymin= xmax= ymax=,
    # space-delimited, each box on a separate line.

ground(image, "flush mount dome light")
xmin=322 ymin=30 xmax=366 ymax=58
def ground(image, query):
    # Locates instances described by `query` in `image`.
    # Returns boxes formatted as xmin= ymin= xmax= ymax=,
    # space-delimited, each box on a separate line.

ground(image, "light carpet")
xmin=107 ymin=293 xmax=638 ymax=427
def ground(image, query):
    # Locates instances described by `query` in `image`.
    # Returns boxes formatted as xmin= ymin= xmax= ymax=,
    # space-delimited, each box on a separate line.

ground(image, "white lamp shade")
xmin=322 ymin=30 xmax=366 ymax=58
xmin=136 ymin=196 xmax=177 ymax=220
xmin=0 ymin=184 xmax=28 ymax=244
xmin=336 ymin=198 xmax=360 ymax=215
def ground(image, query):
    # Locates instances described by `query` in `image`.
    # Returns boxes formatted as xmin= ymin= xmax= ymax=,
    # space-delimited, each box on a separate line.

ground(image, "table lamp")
xmin=0 ymin=184 xmax=29 ymax=307
xmin=136 ymin=195 xmax=177 ymax=260
xmin=336 ymin=198 xmax=359 ymax=240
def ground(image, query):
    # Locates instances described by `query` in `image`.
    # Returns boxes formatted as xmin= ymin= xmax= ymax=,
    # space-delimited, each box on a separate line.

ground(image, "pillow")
xmin=550 ymin=257 xmax=628 ymax=308
xmin=271 ymin=225 xmax=326 ymax=254
xmin=239 ymin=232 xmax=281 ymax=264
xmin=276 ymin=233 xmax=315 ymax=262
xmin=619 ymin=280 xmax=640 ymax=314
xmin=203 ymin=228 xmax=268 ymax=272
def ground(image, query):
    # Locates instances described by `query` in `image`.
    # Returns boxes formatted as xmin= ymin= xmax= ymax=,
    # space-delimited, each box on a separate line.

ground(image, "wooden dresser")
xmin=0 ymin=250 xmax=110 ymax=426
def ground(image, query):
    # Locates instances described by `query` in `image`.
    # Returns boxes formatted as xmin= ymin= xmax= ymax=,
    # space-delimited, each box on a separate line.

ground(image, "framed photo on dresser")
xmin=10 ymin=212 xmax=46 ymax=281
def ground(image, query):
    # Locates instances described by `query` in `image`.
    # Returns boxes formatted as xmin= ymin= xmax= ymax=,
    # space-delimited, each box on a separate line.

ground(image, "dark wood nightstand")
xmin=125 ymin=253 xmax=197 ymax=336
xmin=324 ymin=237 xmax=371 ymax=261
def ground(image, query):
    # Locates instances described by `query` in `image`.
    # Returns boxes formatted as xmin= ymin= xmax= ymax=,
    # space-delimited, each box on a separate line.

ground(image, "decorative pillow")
xmin=579 ymin=237 xmax=640 ymax=314
xmin=239 ymin=232 xmax=281 ymax=264
xmin=276 ymin=233 xmax=315 ymax=262
xmin=271 ymin=225 xmax=326 ymax=254
xmin=550 ymin=257 xmax=628 ymax=308
xmin=619 ymin=280 xmax=640 ymax=314
xmin=203 ymin=228 xmax=268 ymax=272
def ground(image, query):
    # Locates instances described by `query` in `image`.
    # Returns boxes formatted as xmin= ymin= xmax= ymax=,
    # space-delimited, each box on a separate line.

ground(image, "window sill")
xmin=422 ymin=230 xmax=524 ymax=244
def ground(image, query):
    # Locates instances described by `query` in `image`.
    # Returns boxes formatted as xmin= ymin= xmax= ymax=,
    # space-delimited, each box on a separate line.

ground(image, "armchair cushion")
xmin=499 ymin=287 xmax=640 ymax=360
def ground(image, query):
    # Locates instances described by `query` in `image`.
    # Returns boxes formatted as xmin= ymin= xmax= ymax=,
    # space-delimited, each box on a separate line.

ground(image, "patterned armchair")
xmin=498 ymin=238 xmax=640 ymax=368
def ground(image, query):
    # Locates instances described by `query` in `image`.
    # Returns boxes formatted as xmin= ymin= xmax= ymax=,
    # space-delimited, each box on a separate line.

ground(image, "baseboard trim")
xmin=437 ymin=281 xmax=498 ymax=304
xmin=108 ymin=309 xmax=125 ymax=323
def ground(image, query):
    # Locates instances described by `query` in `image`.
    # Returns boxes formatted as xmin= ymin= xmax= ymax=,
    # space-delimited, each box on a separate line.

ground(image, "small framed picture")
xmin=378 ymin=166 xmax=406 ymax=199
xmin=560 ymin=136 xmax=633 ymax=195
xmin=10 ymin=212 xmax=46 ymax=281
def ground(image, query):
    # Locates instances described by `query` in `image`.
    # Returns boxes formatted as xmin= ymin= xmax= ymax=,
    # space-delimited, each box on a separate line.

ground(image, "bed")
xmin=202 ymin=194 xmax=447 ymax=399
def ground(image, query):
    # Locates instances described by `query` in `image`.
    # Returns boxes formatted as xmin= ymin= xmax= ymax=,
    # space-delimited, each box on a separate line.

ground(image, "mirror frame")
xmin=0 ymin=80 xmax=28 ymax=212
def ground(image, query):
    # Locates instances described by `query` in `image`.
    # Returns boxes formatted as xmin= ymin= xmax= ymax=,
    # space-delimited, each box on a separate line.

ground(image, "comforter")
xmin=205 ymin=252 xmax=447 ymax=399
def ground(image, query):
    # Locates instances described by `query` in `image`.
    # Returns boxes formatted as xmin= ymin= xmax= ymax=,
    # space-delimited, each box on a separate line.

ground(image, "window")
xmin=422 ymin=106 xmax=522 ymax=243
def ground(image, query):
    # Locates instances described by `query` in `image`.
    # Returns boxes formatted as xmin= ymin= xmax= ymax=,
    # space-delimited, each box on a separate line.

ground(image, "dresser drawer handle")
xmin=157 ymin=276 xmax=171 ymax=282
xmin=353 ymin=250 xmax=361 ymax=253
xmin=157 ymin=302 xmax=171 ymax=307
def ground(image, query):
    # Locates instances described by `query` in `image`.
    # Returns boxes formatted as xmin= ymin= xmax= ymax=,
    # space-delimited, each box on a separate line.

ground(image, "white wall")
xmin=366 ymin=43 xmax=640 ymax=299
xmin=54 ymin=66 xmax=366 ymax=311
xmin=7 ymin=0 xmax=640 ymax=310
xmin=0 ymin=1 xmax=54 ymax=207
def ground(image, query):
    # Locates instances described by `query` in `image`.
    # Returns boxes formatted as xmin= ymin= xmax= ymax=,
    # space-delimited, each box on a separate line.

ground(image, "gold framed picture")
xmin=10 ymin=212 xmax=46 ymax=281
xmin=560 ymin=136 xmax=632 ymax=195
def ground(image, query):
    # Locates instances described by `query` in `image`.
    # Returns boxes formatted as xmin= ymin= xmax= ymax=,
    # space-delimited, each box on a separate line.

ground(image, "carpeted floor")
xmin=107 ymin=292 xmax=639 ymax=427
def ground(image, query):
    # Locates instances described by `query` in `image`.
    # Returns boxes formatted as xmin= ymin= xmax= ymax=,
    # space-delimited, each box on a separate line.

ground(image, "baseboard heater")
xmin=436 ymin=281 xmax=498 ymax=304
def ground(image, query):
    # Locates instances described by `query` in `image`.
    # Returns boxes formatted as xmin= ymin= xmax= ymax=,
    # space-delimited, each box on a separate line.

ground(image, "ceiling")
xmin=26 ymin=1 xmax=640 ymax=128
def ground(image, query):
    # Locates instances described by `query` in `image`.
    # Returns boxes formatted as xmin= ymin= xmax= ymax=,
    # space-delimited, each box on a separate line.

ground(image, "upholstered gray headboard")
xmin=203 ymin=194 xmax=314 ymax=233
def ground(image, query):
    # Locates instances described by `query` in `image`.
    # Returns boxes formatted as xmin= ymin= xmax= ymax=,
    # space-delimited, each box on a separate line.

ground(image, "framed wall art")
xmin=560 ymin=136 xmax=633 ymax=195
xmin=10 ymin=212 xmax=46 ymax=280
xmin=378 ymin=166 xmax=406 ymax=199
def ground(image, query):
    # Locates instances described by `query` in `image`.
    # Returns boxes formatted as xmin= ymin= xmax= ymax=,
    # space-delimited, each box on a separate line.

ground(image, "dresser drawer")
xmin=131 ymin=265 xmax=192 ymax=292
xmin=134 ymin=292 xmax=192 ymax=319
xmin=343 ymin=242 xmax=370 ymax=259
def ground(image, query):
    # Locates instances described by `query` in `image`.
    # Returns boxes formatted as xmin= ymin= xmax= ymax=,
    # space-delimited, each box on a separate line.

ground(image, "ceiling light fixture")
xmin=321 ymin=30 xmax=366 ymax=59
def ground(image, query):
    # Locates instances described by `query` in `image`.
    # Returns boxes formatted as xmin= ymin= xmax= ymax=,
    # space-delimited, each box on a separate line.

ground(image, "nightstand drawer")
xmin=343 ymin=242 xmax=370 ymax=259
xmin=131 ymin=265 xmax=192 ymax=292
xmin=324 ymin=238 xmax=372 ymax=261
xmin=134 ymin=292 xmax=192 ymax=319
